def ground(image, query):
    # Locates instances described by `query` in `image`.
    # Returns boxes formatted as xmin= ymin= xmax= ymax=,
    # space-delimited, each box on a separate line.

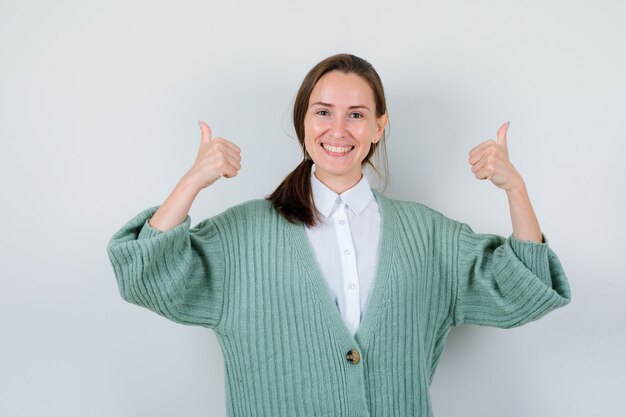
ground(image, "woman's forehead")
xmin=309 ymin=71 xmax=375 ymax=108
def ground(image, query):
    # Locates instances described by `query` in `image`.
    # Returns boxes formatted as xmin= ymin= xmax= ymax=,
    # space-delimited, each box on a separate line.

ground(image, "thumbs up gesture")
xmin=468 ymin=122 xmax=525 ymax=192
xmin=184 ymin=120 xmax=242 ymax=190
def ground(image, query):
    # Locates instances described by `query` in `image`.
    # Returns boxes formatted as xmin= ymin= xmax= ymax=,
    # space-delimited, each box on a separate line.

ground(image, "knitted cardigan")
xmin=106 ymin=189 xmax=571 ymax=417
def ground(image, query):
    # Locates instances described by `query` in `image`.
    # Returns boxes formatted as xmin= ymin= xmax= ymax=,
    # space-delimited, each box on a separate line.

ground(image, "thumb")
xmin=198 ymin=120 xmax=212 ymax=144
xmin=497 ymin=121 xmax=509 ymax=148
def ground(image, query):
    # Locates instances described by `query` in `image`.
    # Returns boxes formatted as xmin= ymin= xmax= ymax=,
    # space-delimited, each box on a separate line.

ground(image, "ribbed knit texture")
xmin=106 ymin=190 xmax=571 ymax=417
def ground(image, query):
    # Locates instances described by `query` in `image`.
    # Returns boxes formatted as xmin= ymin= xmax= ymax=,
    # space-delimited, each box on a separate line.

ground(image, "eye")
xmin=350 ymin=112 xmax=364 ymax=119
xmin=316 ymin=110 xmax=329 ymax=116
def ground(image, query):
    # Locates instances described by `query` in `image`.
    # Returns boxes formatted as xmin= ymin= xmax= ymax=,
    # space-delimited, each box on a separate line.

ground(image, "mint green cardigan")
xmin=106 ymin=189 xmax=571 ymax=417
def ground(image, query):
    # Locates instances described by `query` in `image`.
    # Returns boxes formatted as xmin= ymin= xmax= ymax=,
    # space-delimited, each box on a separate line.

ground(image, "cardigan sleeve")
xmin=452 ymin=222 xmax=571 ymax=328
xmin=106 ymin=205 xmax=226 ymax=328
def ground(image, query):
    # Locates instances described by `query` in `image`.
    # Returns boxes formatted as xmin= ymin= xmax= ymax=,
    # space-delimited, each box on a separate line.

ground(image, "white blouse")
xmin=304 ymin=166 xmax=381 ymax=336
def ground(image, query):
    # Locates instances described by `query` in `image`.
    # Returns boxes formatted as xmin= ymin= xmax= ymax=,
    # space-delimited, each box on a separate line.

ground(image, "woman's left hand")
xmin=468 ymin=122 xmax=525 ymax=192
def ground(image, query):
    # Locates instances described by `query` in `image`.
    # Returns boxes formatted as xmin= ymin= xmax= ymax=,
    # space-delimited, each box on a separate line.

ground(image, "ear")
xmin=373 ymin=113 xmax=388 ymax=143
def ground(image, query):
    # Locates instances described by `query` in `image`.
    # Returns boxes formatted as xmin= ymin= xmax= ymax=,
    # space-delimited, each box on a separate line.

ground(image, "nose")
xmin=329 ymin=117 xmax=346 ymax=138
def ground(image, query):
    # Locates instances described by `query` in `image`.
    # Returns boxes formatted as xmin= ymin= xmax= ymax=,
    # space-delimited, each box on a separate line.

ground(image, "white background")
xmin=1 ymin=0 xmax=623 ymax=416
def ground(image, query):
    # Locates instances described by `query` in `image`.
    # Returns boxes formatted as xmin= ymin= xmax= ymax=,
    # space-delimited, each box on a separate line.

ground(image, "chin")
xmin=314 ymin=164 xmax=360 ymax=178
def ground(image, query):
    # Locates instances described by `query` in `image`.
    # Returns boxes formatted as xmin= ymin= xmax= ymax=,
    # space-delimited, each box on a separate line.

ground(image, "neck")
xmin=314 ymin=170 xmax=363 ymax=194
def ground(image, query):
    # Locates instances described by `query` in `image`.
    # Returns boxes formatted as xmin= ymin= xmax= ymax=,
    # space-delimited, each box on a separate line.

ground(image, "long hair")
xmin=266 ymin=53 xmax=390 ymax=227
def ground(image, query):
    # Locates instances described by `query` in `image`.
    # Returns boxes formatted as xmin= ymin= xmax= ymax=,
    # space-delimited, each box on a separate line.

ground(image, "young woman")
xmin=107 ymin=53 xmax=571 ymax=417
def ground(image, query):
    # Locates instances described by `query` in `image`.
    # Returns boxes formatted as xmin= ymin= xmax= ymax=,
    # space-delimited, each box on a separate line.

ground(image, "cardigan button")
xmin=346 ymin=349 xmax=361 ymax=364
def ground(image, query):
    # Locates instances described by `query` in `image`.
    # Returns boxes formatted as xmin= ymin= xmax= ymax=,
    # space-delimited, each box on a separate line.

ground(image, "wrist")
xmin=505 ymin=177 xmax=527 ymax=195
xmin=178 ymin=173 xmax=204 ymax=195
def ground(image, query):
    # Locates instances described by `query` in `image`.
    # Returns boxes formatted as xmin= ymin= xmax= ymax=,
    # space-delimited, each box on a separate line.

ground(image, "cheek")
xmin=304 ymin=122 xmax=327 ymax=146
xmin=306 ymin=119 xmax=326 ymax=134
xmin=350 ymin=123 xmax=373 ymax=139
xmin=303 ymin=122 xmax=317 ymax=148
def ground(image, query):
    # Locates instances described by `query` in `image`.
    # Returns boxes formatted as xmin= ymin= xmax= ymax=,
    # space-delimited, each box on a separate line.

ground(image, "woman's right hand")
xmin=184 ymin=121 xmax=242 ymax=190
xmin=146 ymin=121 xmax=241 ymax=232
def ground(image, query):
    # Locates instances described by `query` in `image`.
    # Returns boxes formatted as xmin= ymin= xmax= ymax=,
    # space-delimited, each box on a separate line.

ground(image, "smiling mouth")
xmin=321 ymin=143 xmax=355 ymax=154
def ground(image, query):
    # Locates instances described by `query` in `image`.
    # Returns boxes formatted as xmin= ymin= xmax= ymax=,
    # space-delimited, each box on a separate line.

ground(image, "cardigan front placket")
xmin=288 ymin=189 xmax=398 ymax=416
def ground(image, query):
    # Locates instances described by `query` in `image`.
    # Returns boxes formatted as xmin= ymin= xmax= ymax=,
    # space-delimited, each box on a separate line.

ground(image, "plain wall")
xmin=1 ymin=0 xmax=624 ymax=416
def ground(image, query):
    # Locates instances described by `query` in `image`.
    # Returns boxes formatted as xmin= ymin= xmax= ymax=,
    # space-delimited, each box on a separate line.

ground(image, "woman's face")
xmin=304 ymin=70 xmax=387 ymax=192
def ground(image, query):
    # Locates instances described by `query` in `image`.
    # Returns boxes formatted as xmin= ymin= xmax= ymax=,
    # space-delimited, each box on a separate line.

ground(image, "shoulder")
xmin=373 ymin=190 xmax=464 ymax=235
xmin=221 ymin=197 xmax=273 ymax=216
xmin=373 ymin=190 xmax=452 ymax=222
xmin=212 ymin=198 xmax=273 ymax=220
xmin=196 ymin=198 xmax=277 ymax=230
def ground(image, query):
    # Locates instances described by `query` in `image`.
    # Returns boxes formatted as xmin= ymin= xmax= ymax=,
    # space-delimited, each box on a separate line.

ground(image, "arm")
xmin=468 ymin=121 xmax=542 ymax=243
xmin=506 ymin=184 xmax=543 ymax=243
xmin=454 ymin=122 xmax=571 ymax=328
xmin=105 ymin=121 xmax=241 ymax=328
xmin=452 ymin=222 xmax=571 ymax=328
xmin=149 ymin=120 xmax=242 ymax=232
xmin=106 ymin=205 xmax=227 ymax=328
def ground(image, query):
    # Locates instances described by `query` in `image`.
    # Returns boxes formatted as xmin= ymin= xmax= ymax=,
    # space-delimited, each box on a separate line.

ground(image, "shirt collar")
xmin=310 ymin=165 xmax=375 ymax=219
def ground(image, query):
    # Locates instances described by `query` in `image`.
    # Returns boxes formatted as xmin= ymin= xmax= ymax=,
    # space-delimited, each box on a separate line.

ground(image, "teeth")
xmin=322 ymin=143 xmax=353 ymax=153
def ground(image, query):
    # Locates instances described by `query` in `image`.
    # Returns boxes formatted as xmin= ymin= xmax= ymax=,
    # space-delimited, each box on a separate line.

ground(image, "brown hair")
xmin=266 ymin=53 xmax=390 ymax=227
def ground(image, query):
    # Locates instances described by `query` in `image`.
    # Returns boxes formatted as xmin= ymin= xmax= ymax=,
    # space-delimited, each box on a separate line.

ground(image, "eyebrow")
xmin=310 ymin=102 xmax=370 ymax=111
